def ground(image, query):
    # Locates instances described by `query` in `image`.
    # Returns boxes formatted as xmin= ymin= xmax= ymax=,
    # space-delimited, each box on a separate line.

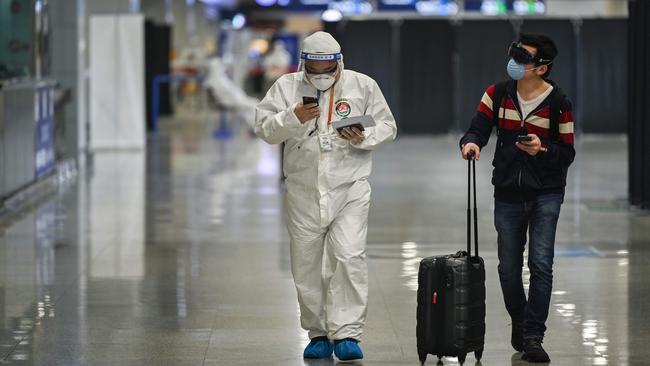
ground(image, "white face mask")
xmin=308 ymin=74 xmax=336 ymax=91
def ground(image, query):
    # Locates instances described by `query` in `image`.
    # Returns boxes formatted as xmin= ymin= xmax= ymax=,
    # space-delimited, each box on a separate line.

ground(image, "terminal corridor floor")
xmin=0 ymin=121 xmax=648 ymax=365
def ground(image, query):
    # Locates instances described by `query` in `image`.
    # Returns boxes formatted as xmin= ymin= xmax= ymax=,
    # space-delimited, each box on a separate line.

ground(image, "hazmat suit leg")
xmin=287 ymin=188 xmax=328 ymax=339
xmin=324 ymin=180 xmax=371 ymax=341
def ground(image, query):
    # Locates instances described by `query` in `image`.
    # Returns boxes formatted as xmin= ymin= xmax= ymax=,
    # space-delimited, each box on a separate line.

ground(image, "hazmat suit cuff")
xmin=351 ymin=125 xmax=396 ymax=151
xmin=351 ymin=140 xmax=374 ymax=151
xmin=350 ymin=128 xmax=377 ymax=151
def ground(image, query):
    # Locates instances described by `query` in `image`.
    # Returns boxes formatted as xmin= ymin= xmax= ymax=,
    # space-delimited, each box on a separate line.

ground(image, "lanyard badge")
xmin=317 ymin=87 xmax=337 ymax=152
xmin=318 ymin=132 xmax=333 ymax=152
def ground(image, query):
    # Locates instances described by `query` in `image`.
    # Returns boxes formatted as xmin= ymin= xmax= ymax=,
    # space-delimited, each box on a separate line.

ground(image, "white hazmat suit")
xmin=255 ymin=32 xmax=397 ymax=341
xmin=263 ymin=40 xmax=292 ymax=84
xmin=205 ymin=58 xmax=259 ymax=129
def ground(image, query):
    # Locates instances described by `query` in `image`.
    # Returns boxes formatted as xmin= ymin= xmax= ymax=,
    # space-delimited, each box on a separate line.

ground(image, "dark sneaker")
xmin=522 ymin=339 xmax=551 ymax=363
xmin=511 ymin=322 xmax=524 ymax=352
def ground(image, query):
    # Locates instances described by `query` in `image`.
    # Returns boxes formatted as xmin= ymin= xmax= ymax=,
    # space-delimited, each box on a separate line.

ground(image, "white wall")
xmin=89 ymin=15 xmax=146 ymax=150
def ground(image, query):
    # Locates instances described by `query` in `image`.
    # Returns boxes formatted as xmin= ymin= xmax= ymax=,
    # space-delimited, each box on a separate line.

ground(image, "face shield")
xmin=299 ymin=51 xmax=344 ymax=91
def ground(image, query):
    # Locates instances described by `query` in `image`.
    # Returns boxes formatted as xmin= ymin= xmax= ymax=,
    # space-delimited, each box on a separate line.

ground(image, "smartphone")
xmin=517 ymin=135 xmax=533 ymax=142
xmin=302 ymin=96 xmax=318 ymax=106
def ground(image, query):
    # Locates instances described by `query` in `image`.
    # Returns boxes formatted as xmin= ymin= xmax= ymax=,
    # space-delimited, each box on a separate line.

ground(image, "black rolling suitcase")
xmin=416 ymin=153 xmax=486 ymax=365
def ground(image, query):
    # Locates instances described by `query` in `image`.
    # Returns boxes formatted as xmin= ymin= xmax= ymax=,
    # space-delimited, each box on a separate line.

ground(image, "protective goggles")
xmin=508 ymin=42 xmax=552 ymax=65
xmin=304 ymin=62 xmax=338 ymax=75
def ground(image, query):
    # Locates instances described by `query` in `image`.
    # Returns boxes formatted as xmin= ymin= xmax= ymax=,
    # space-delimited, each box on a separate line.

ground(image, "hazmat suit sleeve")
xmin=255 ymin=79 xmax=305 ymax=144
xmin=352 ymin=80 xmax=397 ymax=151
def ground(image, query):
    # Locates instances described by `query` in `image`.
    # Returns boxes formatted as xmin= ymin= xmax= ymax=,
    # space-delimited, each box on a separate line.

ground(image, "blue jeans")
xmin=494 ymin=193 xmax=563 ymax=340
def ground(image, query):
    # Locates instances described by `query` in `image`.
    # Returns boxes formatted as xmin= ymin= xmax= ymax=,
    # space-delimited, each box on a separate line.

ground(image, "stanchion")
xmin=213 ymin=110 xmax=233 ymax=140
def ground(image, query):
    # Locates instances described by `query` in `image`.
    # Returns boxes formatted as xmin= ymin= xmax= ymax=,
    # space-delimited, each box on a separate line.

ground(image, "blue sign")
xmin=378 ymin=0 xmax=416 ymax=11
xmin=284 ymin=0 xmax=328 ymax=10
xmin=35 ymin=85 xmax=55 ymax=178
xmin=378 ymin=0 xmax=458 ymax=14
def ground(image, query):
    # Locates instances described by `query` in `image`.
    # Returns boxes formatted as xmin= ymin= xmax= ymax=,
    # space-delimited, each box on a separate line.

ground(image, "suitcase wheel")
xmin=475 ymin=347 xmax=484 ymax=361
xmin=457 ymin=353 xmax=467 ymax=364
xmin=418 ymin=348 xmax=427 ymax=364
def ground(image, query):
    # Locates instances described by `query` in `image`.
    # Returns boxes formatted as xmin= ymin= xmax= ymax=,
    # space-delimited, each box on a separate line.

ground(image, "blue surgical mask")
xmin=507 ymin=58 xmax=525 ymax=80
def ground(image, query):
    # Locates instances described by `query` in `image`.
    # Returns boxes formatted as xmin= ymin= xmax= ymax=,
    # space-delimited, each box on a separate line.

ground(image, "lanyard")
xmin=327 ymin=87 xmax=335 ymax=125
xmin=309 ymin=87 xmax=335 ymax=136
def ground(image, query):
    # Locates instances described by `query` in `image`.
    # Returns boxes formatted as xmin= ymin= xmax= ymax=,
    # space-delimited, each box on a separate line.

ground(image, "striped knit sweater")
xmin=460 ymin=80 xmax=576 ymax=202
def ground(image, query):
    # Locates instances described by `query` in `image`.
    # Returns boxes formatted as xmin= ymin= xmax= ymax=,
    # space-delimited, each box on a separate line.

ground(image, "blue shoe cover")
xmin=303 ymin=337 xmax=333 ymax=359
xmin=334 ymin=339 xmax=364 ymax=361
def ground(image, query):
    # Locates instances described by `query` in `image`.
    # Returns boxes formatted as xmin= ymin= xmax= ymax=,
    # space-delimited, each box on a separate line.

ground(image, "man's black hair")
xmin=518 ymin=32 xmax=558 ymax=78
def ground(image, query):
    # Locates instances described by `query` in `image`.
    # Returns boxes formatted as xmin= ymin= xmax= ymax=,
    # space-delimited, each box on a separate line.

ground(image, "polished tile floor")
xmin=0 ymin=118 xmax=648 ymax=365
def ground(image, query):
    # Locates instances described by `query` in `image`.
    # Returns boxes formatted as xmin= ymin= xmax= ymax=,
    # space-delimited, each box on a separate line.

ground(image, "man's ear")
xmin=537 ymin=64 xmax=548 ymax=76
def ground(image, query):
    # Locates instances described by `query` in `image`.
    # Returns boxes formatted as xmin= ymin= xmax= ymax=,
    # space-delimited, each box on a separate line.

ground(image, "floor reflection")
xmin=0 ymin=129 xmax=648 ymax=365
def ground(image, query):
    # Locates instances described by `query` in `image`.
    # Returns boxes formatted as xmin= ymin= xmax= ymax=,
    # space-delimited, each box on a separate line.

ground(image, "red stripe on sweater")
xmin=502 ymin=98 xmax=518 ymax=111
xmin=525 ymin=123 xmax=551 ymax=139
xmin=560 ymin=111 xmax=574 ymax=123
xmin=499 ymin=118 xmax=521 ymax=131
xmin=485 ymin=84 xmax=496 ymax=98
xmin=478 ymin=101 xmax=494 ymax=120
xmin=534 ymin=107 xmax=551 ymax=119
xmin=500 ymin=117 xmax=572 ymax=140
xmin=560 ymin=133 xmax=574 ymax=144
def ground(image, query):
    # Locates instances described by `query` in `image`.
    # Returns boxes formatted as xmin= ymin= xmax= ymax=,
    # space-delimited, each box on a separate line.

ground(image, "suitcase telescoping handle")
xmin=466 ymin=150 xmax=479 ymax=258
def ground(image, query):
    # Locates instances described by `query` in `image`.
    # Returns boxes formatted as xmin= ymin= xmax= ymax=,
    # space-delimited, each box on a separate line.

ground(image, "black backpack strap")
xmin=549 ymin=88 xmax=566 ymax=142
xmin=492 ymin=81 xmax=509 ymax=132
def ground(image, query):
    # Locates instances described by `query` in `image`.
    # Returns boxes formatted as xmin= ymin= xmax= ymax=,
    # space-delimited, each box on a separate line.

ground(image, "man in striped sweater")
xmin=460 ymin=33 xmax=575 ymax=363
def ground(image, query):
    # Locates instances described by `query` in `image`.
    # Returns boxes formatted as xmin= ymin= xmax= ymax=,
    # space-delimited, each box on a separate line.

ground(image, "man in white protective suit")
xmin=205 ymin=57 xmax=259 ymax=129
xmin=263 ymin=40 xmax=292 ymax=92
xmin=255 ymin=31 xmax=397 ymax=362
